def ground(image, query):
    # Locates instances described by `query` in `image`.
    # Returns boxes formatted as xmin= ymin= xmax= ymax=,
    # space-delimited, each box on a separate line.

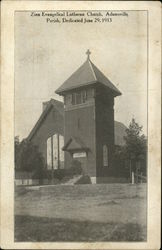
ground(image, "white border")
xmin=1 ymin=1 xmax=161 ymax=249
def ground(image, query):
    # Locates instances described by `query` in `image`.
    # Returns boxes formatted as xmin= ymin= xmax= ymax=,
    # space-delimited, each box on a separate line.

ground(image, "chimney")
xmin=42 ymin=101 xmax=49 ymax=112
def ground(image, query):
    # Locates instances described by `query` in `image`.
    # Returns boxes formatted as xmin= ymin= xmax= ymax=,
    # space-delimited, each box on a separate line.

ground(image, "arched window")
xmin=103 ymin=145 xmax=108 ymax=167
xmin=47 ymin=134 xmax=64 ymax=169
xmin=53 ymin=134 xmax=58 ymax=169
xmin=59 ymin=135 xmax=64 ymax=169
xmin=47 ymin=137 xmax=52 ymax=169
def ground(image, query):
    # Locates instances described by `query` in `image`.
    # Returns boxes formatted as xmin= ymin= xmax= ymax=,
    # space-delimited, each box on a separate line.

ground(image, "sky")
xmin=15 ymin=11 xmax=147 ymax=140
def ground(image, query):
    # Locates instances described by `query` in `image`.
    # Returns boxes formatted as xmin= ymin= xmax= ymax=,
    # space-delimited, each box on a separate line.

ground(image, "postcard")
xmin=0 ymin=1 xmax=161 ymax=249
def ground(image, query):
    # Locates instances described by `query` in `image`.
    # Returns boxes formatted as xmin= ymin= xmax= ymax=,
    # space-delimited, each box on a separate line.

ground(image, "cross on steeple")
xmin=86 ymin=49 xmax=91 ymax=60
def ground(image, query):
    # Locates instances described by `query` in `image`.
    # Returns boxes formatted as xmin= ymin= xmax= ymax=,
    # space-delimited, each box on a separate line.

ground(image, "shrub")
xmin=53 ymin=169 xmax=65 ymax=180
xmin=43 ymin=160 xmax=83 ymax=181
xmin=15 ymin=138 xmax=45 ymax=172
xmin=32 ymin=169 xmax=48 ymax=179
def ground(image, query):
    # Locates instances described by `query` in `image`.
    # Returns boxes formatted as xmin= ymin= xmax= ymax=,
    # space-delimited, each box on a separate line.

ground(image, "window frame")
xmin=103 ymin=144 xmax=108 ymax=167
xmin=71 ymin=90 xmax=87 ymax=106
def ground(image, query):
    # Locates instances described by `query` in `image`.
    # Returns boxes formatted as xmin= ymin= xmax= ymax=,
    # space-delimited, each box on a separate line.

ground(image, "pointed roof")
xmin=55 ymin=57 xmax=121 ymax=97
xmin=28 ymin=99 xmax=64 ymax=141
xmin=62 ymin=136 xmax=89 ymax=152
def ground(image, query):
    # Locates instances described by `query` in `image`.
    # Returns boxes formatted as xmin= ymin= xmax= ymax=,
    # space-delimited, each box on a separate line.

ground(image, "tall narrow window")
xmin=59 ymin=135 xmax=64 ymax=169
xmin=68 ymin=94 xmax=72 ymax=105
xmin=76 ymin=92 xmax=81 ymax=104
xmin=53 ymin=134 xmax=58 ymax=169
xmin=47 ymin=134 xmax=64 ymax=170
xmin=72 ymin=93 xmax=76 ymax=105
xmin=103 ymin=145 xmax=108 ymax=167
xmin=47 ymin=137 xmax=52 ymax=169
xmin=82 ymin=90 xmax=87 ymax=103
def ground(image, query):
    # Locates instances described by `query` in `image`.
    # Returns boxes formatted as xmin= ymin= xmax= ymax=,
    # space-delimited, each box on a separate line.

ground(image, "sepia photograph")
xmin=14 ymin=9 xmax=148 ymax=242
xmin=0 ymin=1 xmax=161 ymax=249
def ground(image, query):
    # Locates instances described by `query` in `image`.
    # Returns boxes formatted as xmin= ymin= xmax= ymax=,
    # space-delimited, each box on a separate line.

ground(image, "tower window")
xmin=72 ymin=93 xmax=76 ymax=105
xmin=65 ymin=95 xmax=72 ymax=105
xmin=82 ymin=90 xmax=87 ymax=103
xmin=76 ymin=92 xmax=81 ymax=104
xmin=71 ymin=90 xmax=87 ymax=105
xmin=103 ymin=145 xmax=108 ymax=167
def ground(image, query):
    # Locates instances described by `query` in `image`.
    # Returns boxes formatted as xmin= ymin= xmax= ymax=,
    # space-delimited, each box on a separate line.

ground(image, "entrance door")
xmin=73 ymin=152 xmax=87 ymax=174
xmin=78 ymin=157 xmax=87 ymax=174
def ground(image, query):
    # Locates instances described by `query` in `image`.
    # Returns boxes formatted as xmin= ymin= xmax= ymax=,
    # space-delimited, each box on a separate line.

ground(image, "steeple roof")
xmin=55 ymin=55 xmax=121 ymax=97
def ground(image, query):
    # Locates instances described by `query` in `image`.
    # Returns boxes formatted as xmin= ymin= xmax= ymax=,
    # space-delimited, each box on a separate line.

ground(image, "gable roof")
xmin=28 ymin=99 xmax=64 ymax=141
xmin=55 ymin=59 xmax=121 ymax=96
xmin=62 ymin=136 xmax=89 ymax=152
xmin=28 ymin=99 xmax=127 ymax=146
xmin=114 ymin=121 xmax=127 ymax=146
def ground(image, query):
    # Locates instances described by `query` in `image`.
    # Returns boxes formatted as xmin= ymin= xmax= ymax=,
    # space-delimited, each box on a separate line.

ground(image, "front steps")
xmin=61 ymin=175 xmax=83 ymax=185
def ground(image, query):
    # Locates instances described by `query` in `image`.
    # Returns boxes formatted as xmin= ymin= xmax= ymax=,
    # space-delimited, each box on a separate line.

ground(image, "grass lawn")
xmin=15 ymin=183 xmax=147 ymax=242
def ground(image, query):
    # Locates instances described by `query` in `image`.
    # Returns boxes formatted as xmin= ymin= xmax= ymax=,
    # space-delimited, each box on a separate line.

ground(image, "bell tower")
xmin=56 ymin=51 xmax=121 ymax=183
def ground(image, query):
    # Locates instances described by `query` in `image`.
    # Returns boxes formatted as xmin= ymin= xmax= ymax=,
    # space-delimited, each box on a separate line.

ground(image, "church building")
xmin=28 ymin=98 xmax=126 ymax=179
xmin=28 ymin=51 xmax=124 ymax=183
xmin=28 ymin=99 xmax=65 ymax=170
xmin=55 ymin=50 xmax=121 ymax=183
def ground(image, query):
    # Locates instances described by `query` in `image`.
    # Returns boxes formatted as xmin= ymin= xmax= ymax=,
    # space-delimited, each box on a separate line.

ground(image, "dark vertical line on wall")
xmin=51 ymin=136 xmax=53 ymax=170
xmin=58 ymin=134 xmax=60 ymax=169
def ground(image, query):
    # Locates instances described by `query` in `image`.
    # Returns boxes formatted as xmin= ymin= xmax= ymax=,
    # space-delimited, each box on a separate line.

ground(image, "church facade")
xmin=28 ymin=99 xmax=126 ymax=173
xmin=55 ymin=51 xmax=121 ymax=183
xmin=28 ymin=52 xmax=123 ymax=183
